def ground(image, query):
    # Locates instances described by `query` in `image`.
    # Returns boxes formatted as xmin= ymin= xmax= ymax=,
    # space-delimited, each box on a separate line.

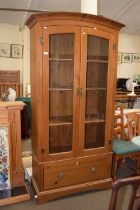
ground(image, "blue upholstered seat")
xmin=113 ymin=139 xmax=140 ymax=155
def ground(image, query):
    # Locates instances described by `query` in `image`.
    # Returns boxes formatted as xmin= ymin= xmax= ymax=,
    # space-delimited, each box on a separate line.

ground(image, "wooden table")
xmin=116 ymin=91 xmax=140 ymax=109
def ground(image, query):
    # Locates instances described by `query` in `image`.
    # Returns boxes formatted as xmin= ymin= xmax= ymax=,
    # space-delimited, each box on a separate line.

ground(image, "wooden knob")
xmin=58 ymin=171 xmax=64 ymax=178
xmin=90 ymin=167 xmax=96 ymax=173
xmin=76 ymin=161 xmax=80 ymax=166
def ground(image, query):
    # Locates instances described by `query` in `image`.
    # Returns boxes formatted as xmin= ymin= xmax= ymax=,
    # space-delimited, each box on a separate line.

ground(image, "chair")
xmin=109 ymin=175 xmax=140 ymax=210
xmin=126 ymin=112 xmax=140 ymax=146
xmin=114 ymin=105 xmax=126 ymax=139
xmin=112 ymin=106 xmax=140 ymax=179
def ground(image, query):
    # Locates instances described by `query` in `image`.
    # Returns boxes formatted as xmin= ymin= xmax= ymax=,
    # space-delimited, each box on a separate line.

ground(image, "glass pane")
xmin=49 ymin=34 xmax=74 ymax=59
xmin=49 ymin=33 xmax=74 ymax=154
xmin=87 ymin=35 xmax=109 ymax=61
xmin=86 ymin=90 xmax=106 ymax=120
xmin=49 ymin=125 xmax=72 ymax=153
xmin=87 ymin=63 xmax=108 ymax=88
xmin=84 ymin=35 xmax=109 ymax=149
xmin=85 ymin=123 xmax=105 ymax=149
xmin=49 ymin=91 xmax=73 ymax=123
xmin=49 ymin=61 xmax=73 ymax=88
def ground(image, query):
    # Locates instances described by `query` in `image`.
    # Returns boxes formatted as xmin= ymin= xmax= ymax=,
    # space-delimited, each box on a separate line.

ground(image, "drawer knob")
xmin=76 ymin=161 xmax=80 ymax=166
xmin=58 ymin=171 xmax=64 ymax=178
xmin=90 ymin=167 xmax=96 ymax=173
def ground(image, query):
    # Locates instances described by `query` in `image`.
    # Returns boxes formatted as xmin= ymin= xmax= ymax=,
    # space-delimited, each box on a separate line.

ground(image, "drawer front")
xmin=44 ymin=153 xmax=112 ymax=190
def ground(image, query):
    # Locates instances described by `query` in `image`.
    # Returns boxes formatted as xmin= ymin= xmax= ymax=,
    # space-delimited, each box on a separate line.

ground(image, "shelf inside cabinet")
xmin=49 ymin=116 xmax=73 ymax=126
xmin=85 ymin=115 xmax=105 ymax=124
xmin=86 ymin=87 xmax=106 ymax=91
xmin=49 ymin=58 xmax=73 ymax=61
xmin=87 ymin=59 xmax=108 ymax=63
xmin=85 ymin=118 xmax=105 ymax=124
xmin=49 ymin=87 xmax=73 ymax=91
xmin=49 ymin=121 xmax=73 ymax=126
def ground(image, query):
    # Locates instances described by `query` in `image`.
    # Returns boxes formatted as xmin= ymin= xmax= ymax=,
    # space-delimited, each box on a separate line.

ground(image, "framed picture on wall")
xmin=132 ymin=53 xmax=140 ymax=62
xmin=0 ymin=43 xmax=11 ymax=58
xmin=122 ymin=53 xmax=133 ymax=63
xmin=118 ymin=52 xmax=122 ymax=64
xmin=11 ymin=44 xmax=23 ymax=58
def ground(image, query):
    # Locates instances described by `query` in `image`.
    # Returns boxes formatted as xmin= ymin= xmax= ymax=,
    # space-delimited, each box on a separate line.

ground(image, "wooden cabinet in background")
xmin=26 ymin=12 xmax=124 ymax=203
xmin=0 ymin=102 xmax=30 ymax=206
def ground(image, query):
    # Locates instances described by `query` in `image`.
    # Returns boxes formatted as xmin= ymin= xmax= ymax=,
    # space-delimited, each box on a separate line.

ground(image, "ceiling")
xmin=0 ymin=0 xmax=140 ymax=35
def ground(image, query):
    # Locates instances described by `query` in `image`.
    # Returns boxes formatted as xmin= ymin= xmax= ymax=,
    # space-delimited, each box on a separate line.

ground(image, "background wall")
xmin=117 ymin=34 xmax=140 ymax=79
xmin=22 ymin=26 xmax=30 ymax=96
xmin=0 ymin=23 xmax=30 ymax=95
xmin=0 ymin=23 xmax=23 ymax=80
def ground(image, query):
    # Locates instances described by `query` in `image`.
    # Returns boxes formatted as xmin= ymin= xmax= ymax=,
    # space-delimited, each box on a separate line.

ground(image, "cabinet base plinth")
xmin=32 ymin=177 xmax=112 ymax=204
xmin=0 ymin=184 xmax=30 ymax=206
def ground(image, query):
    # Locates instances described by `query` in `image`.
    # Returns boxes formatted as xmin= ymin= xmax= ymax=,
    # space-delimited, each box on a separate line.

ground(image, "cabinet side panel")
xmin=32 ymin=155 xmax=44 ymax=190
xmin=10 ymin=110 xmax=24 ymax=187
xmin=30 ymin=26 xmax=38 ymax=156
xmin=105 ymin=32 xmax=119 ymax=144
xmin=30 ymin=24 xmax=43 ymax=158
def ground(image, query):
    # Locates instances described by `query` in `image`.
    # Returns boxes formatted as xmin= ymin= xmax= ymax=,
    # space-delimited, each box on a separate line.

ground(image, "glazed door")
xmin=79 ymin=27 xmax=115 ymax=155
xmin=42 ymin=26 xmax=80 ymax=160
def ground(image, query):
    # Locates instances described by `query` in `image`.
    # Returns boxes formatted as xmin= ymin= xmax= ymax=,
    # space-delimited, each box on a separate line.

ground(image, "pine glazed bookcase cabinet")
xmin=26 ymin=12 xmax=124 ymax=203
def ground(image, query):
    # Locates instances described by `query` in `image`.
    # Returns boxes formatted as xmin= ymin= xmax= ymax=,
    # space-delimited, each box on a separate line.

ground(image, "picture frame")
xmin=11 ymin=44 xmax=23 ymax=58
xmin=118 ymin=52 xmax=122 ymax=64
xmin=122 ymin=53 xmax=132 ymax=63
xmin=132 ymin=53 xmax=140 ymax=62
xmin=0 ymin=43 xmax=11 ymax=58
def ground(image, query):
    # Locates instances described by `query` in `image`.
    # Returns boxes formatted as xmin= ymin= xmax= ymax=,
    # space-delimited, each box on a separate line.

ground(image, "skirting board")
xmin=32 ymin=177 xmax=112 ymax=204
xmin=0 ymin=184 xmax=30 ymax=206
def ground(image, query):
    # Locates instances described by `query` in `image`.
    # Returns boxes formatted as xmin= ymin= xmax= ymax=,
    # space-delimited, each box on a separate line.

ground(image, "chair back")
xmin=109 ymin=176 xmax=140 ymax=210
xmin=114 ymin=105 xmax=125 ymax=139
xmin=126 ymin=112 xmax=140 ymax=141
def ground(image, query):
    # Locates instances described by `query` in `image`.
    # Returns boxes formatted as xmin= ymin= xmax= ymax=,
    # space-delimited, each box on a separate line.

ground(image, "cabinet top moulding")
xmin=0 ymin=101 xmax=24 ymax=110
xmin=25 ymin=12 xmax=125 ymax=31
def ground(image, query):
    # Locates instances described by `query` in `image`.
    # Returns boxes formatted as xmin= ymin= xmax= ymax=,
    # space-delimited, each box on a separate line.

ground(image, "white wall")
xmin=117 ymin=33 xmax=140 ymax=79
xmin=0 ymin=23 xmax=23 ymax=80
xmin=0 ymin=23 xmax=30 ymax=96
xmin=22 ymin=26 xmax=30 ymax=96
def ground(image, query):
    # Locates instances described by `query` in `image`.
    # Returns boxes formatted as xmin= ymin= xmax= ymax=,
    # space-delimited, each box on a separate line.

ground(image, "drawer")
xmin=44 ymin=153 xmax=112 ymax=190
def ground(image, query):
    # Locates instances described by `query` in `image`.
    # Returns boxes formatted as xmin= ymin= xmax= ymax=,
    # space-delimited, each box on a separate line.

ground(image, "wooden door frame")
xmin=79 ymin=26 xmax=116 ymax=156
xmin=42 ymin=25 xmax=81 ymax=161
